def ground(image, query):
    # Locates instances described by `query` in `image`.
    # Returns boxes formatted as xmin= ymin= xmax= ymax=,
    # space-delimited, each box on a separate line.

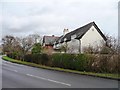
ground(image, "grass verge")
xmin=2 ymin=56 xmax=119 ymax=80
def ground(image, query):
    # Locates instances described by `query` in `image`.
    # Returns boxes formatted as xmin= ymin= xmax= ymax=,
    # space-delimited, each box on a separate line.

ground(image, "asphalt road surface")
xmin=1 ymin=56 xmax=118 ymax=88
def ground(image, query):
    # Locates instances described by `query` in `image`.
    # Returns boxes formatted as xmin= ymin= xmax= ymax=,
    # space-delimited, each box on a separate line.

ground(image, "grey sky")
xmin=0 ymin=0 xmax=119 ymax=40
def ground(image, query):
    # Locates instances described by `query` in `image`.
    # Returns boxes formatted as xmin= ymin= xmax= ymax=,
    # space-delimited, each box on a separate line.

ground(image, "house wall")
xmin=54 ymin=40 xmax=80 ymax=53
xmin=54 ymin=25 xmax=105 ymax=54
xmin=81 ymin=25 xmax=105 ymax=53
xmin=67 ymin=39 xmax=80 ymax=53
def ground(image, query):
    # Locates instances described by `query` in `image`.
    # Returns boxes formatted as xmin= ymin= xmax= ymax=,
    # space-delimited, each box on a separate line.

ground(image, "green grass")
xmin=2 ymin=56 xmax=119 ymax=80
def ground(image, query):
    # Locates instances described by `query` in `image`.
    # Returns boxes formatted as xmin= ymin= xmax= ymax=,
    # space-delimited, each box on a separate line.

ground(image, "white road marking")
xmin=13 ymin=70 xmax=18 ymax=72
xmin=26 ymin=74 xmax=71 ymax=87
xmin=3 ymin=60 xmax=71 ymax=86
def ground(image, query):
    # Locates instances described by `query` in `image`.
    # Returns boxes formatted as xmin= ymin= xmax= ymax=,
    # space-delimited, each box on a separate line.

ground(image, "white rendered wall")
xmin=81 ymin=25 xmax=105 ymax=53
xmin=67 ymin=39 xmax=80 ymax=53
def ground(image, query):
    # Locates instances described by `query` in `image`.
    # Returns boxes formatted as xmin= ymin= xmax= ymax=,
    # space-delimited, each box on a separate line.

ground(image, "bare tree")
xmin=105 ymin=34 xmax=119 ymax=54
xmin=2 ymin=35 xmax=16 ymax=54
xmin=29 ymin=33 xmax=42 ymax=44
xmin=18 ymin=35 xmax=35 ymax=60
xmin=83 ymin=45 xmax=96 ymax=54
xmin=2 ymin=34 xmax=42 ymax=60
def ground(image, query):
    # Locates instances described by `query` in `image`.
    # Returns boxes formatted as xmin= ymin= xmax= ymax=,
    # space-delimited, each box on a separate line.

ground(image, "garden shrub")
xmin=51 ymin=53 xmax=63 ymax=67
xmin=24 ymin=53 xmax=49 ymax=65
xmin=41 ymin=53 xmax=49 ymax=65
xmin=88 ymin=54 xmax=119 ymax=73
xmin=7 ymin=52 xmax=119 ymax=73
xmin=97 ymin=55 xmax=110 ymax=73
xmin=24 ymin=54 xmax=32 ymax=62
xmin=60 ymin=54 xmax=74 ymax=69
xmin=86 ymin=54 xmax=97 ymax=72
xmin=74 ymin=54 xmax=89 ymax=71
xmin=51 ymin=53 xmax=89 ymax=71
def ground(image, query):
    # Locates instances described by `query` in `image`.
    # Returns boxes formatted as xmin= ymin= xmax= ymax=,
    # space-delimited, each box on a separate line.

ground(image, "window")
xmin=71 ymin=34 xmax=76 ymax=39
xmin=64 ymin=38 xmax=67 ymax=42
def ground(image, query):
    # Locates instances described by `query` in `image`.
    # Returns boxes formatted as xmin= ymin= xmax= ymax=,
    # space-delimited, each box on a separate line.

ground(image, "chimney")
xmin=63 ymin=29 xmax=69 ymax=35
xmin=52 ymin=35 xmax=55 ymax=37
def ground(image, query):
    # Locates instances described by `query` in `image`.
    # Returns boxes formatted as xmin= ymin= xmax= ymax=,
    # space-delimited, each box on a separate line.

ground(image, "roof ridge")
xmin=65 ymin=21 xmax=94 ymax=36
xmin=44 ymin=35 xmax=59 ymax=38
xmin=76 ymin=21 xmax=94 ymax=30
xmin=55 ymin=21 xmax=96 ymax=43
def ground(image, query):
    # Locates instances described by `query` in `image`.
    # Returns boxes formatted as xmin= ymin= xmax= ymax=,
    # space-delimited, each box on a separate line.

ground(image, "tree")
xmin=105 ymin=34 xmax=119 ymax=54
xmin=2 ymin=34 xmax=43 ymax=60
xmin=29 ymin=33 xmax=42 ymax=44
xmin=18 ymin=35 xmax=35 ymax=60
xmin=2 ymin=35 xmax=16 ymax=54
xmin=32 ymin=43 xmax=42 ymax=54
xmin=83 ymin=45 xmax=97 ymax=54
xmin=2 ymin=35 xmax=22 ymax=59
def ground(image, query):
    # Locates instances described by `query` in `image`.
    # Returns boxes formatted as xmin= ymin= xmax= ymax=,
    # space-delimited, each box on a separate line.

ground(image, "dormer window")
xmin=64 ymin=38 xmax=67 ymax=42
xmin=71 ymin=34 xmax=76 ymax=39
xmin=59 ymin=40 xmax=61 ymax=43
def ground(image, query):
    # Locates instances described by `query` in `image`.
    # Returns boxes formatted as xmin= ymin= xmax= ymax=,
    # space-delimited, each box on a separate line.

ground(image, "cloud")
xmin=1 ymin=0 xmax=119 ymax=38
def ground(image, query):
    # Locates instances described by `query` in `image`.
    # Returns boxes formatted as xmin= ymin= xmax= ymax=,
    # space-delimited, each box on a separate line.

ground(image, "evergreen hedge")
xmin=51 ymin=53 xmax=89 ymax=71
xmin=24 ymin=54 xmax=49 ymax=65
xmin=7 ymin=53 xmax=119 ymax=73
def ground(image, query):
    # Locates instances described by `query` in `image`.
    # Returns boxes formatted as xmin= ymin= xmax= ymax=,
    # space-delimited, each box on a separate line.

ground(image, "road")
xmin=1 ymin=56 xmax=119 ymax=88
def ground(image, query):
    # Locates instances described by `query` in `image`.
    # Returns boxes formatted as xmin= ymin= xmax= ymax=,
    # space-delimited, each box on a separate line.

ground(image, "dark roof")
xmin=55 ymin=35 xmax=64 ymax=44
xmin=43 ymin=36 xmax=59 ymax=46
xmin=55 ymin=22 xmax=107 ymax=44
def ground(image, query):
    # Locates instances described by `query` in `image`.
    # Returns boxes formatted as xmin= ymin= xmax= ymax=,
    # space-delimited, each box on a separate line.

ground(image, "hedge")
xmin=24 ymin=54 xmax=50 ymax=65
xmin=51 ymin=53 xmax=89 ymax=71
xmin=7 ymin=53 xmax=119 ymax=73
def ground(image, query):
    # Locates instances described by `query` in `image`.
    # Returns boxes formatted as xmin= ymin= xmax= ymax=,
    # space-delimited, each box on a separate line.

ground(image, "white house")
xmin=53 ymin=22 xmax=107 ymax=53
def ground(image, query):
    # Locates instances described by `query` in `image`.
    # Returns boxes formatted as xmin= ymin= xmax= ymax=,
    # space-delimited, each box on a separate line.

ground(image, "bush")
xmin=100 ymin=46 xmax=113 ymax=54
xmin=24 ymin=54 xmax=33 ymax=62
xmin=74 ymin=54 xmax=89 ymax=71
xmin=8 ymin=52 xmax=119 ymax=74
xmin=32 ymin=43 xmax=42 ymax=54
xmin=7 ymin=53 xmax=12 ymax=58
xmin=51 ymin=53 xmax=62 ymax=67
xmin=51 ymin=53 xmax=74 ymax=69
xmin=87 ymin=54 xmax=119 ymax=73
xmin=7 ymin=52 xmax=22 ymax=60
xmin=40 ymin=54 xmax=49 ymax=65
xmin=51 ymin=53 xmax=89 ymax=71
xmin=24 ymin=53 xmax=49 ymax=65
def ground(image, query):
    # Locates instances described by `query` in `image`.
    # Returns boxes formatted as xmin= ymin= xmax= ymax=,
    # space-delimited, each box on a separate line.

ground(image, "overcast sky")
xmin=0 ymin=0 xmax=119 ymax=40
